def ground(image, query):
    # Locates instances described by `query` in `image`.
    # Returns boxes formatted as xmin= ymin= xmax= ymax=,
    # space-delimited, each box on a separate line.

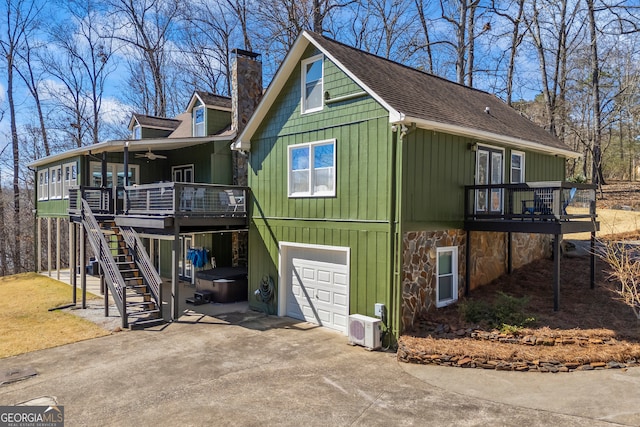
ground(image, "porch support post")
xmin=465 ymin=231 xmax=471 ymax=297
xmin=56 ymin=217 xmax=61 ymax=280
xmin=590 ymin=231 xmax=596 ymax=289
xmin=553 ymin=233 xmax=562 ymax=311
xmin=123 ymin=141 xmax=129 ymax=214
xmin=507 ymin=232 xmax=513 ymax=274
xmin=171 ymin=224 xmax=181 ymax=321
xmin=103 ymin=272 xmax=108 ymax=317
xmin=70 ymin=222 xmax=77 ymax=304
xmin=37 ymin=217 xmax=41 ymax=273
xmin=80 ymin=223 xmax=87 ymax=309
xmin=47 ymin=217 xmax=52 ymax=276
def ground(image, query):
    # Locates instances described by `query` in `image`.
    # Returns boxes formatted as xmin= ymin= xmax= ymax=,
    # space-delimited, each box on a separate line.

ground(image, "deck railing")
xmin=69 ymin=186 xmax=112 ymax=215
xmin=70 ymin=183 xmax=248 ymax=217
xmin=125 ymin=182 xmax=248 ymax=217
xmin=464 ymin=181 xmax=597 ymax=221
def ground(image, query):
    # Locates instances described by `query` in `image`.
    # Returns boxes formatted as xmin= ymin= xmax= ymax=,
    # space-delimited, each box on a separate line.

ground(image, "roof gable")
xmin=128 ymin=114 xmax=181 ymax=131
xmin=235 ymin=31 xmax=577 ymax=158
xmin=186 ymin=91 xmax=232 ymax=113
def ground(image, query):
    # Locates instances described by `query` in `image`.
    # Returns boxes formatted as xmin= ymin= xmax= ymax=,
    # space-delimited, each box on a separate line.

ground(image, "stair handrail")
xmin=118 ymin=225 xmax=162 ymax=306
xmin=80 ymin=198 xmax=127 ymax=323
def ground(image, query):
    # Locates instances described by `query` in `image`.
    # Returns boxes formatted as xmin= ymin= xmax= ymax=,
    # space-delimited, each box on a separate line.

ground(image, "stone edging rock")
xmin=397 ymin=346 xmax=638 ymax=372
xmin=398 ymin=324 xmax=640 ymax=372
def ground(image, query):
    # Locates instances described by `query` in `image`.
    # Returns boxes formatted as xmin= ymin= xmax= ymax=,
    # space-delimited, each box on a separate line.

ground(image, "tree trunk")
xmin=587 ymin=0 xmax=604 ymax=187
xmin=7 ymin=53 xmax=21 ymax=273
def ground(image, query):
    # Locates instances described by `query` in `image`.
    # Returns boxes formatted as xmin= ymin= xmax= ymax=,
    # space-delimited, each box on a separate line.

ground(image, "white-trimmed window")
xmin=301 ymin=55 xmax=324 ymax=113
xmin=436 ymin=246 xmax=458 ymax=308
xmin=38 ymin=169 xmax=49 ymax=201
xmin=49 ymin=165 xmax=63 ymax=199
xmin=193 ymin=104 xmax=205 ymax=137
xmin=511 ymin=151 xmax=525 ymax=184
xmin=288 ymin=139 xmax=336 ymax=197
xmin=63 ymin=162 xmax=78 ymax=199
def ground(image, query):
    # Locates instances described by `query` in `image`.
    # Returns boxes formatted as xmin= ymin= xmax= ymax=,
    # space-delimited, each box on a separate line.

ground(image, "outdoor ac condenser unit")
xmin=348 ymin=314 xmax=381 ymax=350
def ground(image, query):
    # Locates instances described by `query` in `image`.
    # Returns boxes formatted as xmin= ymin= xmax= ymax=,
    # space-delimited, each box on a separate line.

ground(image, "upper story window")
xmin=38 ymin=169 xmax=49 ymax=201
xmin=193 ymin=104 xmax=205 ymax=137
xmin=133 ymin=125 xmax=141 ymax=140
xmin=511 ymin=151 xmax=525 ymax=183
xmin=49 ymin=165 xmax=63 ymax=200
xmin=301 ymin=55 xmax=324 ymax=114
xmin=63 ymin=162 xmax=78 ymax=199
xmin=288 ymin=139 xmax=336 ymax=197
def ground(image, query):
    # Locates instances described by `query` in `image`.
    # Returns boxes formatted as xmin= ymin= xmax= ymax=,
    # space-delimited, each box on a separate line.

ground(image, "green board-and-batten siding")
xmin=401 ymin=129 xmax=567 ymax=231
xmin=248 ymin=218 xmax=390 ymax=321
xmin=247 ymin=46 xmax=396 ymax=325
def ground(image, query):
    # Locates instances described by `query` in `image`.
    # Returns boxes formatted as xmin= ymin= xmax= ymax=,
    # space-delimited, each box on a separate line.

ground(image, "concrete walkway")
xmin=1 ymin=312 xmax=638 ymax=426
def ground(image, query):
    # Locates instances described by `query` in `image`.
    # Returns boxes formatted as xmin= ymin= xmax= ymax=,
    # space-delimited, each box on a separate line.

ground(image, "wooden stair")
xmin=101 ymin=220 xmax=163 ymax=328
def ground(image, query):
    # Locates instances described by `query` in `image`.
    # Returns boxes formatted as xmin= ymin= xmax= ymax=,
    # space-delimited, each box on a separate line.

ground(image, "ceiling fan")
xmin=135 ymin=148 xmax=167 ymax=160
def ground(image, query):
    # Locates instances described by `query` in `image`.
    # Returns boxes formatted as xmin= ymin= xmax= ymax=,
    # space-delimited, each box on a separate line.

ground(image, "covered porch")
xmin=463 ymin=181 xmax=599 ymax=311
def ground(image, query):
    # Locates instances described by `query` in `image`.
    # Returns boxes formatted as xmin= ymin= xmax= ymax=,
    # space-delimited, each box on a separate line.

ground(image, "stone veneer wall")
xmin=402 ymin=230 xmax=466 ymax=332
xmin=469 ymin=232 xmax=551 ymax=290
xmin=401 ymin=230 xmax=551 ymax=332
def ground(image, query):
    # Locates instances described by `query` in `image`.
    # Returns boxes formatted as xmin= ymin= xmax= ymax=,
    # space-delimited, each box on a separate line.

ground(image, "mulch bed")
xmin=398 ymin=254 xmax=640 ymax=372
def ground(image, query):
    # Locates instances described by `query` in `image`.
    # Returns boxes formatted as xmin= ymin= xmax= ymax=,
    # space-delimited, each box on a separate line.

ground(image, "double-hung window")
xmin=288 ymin=139 xmax=336 ymax=197
xmin=301 ymin=55 xmax=324 ymax=113
xmin=193 ymin=104 xmax=205 ymax=137
xmin=63 ymin=162 xmax=78 ymax=199
xmin=49 ymin=166 xmax=63 ymax=199
xmin=436 ymin=246 xmax=458 ymax=308
xmin=511 ymin=151 xmax=525 ymax=184
xmin=38 ymin=169 xmax=49 ymax=201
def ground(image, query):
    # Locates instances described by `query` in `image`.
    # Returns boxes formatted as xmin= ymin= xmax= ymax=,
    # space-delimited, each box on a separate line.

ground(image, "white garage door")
xmin=283 ymin=245 xmax=349 ymax=334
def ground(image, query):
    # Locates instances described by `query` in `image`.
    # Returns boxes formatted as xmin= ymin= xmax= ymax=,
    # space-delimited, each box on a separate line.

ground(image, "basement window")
xmin=436 ymin=246 xmax=458 ymax=308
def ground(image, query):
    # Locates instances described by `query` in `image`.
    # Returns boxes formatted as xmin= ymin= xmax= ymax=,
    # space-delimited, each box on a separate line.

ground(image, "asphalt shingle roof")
xmin=196 ymin=91 xmax=232 ymax=109
xmin=306 ymin=32 xmax=570 ymax=153
xmin=133 ymin=114 xmax=181 ymax=130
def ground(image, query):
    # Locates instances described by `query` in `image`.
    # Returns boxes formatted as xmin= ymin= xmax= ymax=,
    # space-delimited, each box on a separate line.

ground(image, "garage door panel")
xmin=286 ymin=248 xmax=349 ymax=334
xmin=316 ymin=288 xmax=331 ymax=303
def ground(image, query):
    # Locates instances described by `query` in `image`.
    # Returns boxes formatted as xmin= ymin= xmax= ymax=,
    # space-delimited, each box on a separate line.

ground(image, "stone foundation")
xmin=401 ymin=230 xmax=551 ymax=332
xmin=469 ymin=232 xmax=551 ymax=290
xmin=401 ymin=230 xmax=466 ymax=332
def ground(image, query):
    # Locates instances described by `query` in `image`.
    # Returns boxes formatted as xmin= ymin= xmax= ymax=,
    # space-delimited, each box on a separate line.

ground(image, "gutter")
xmin=393 ymin=115 xmax=580 ymax=159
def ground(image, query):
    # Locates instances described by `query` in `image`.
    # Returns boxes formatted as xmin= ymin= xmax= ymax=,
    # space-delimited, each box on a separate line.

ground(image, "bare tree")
xmin=226 ymin=0 xmax=253 ymax=51
xmin=414 ymin=0 xmax=436 ymax=73
xmin=438 ymin=0 xmax=491 ymax=86
xmin=524 ymin=0 xmax=583 ymax=138
xmin=0 ymin=0 xmax=42 ymax=273
xmin=13 ymin=35 xmax=49 ymax=156
xmin=587 ymin=0 xmax=604 ymax=187
xmin=108 ymin=0 xmax=182 ymax=117
xmin=491 ymin=0 xmax=527 ymax=105
xmin=179 ymin=0 xmax=235 ymax=96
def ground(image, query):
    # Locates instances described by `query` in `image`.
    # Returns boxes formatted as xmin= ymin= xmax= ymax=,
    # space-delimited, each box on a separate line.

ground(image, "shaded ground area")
xmin=399 ymin=180 xmax=640 ymax=371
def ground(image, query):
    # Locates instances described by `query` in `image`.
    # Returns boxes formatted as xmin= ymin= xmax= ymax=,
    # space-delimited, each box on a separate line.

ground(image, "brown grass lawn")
xmin=400 ymin=181 xmax=640 ymax=367
xmin=0 ymin=273 xmax=110 ymax=359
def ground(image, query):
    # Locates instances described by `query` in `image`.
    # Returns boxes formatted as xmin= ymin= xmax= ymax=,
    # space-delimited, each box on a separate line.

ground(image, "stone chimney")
xmin=231 ymin=48 xmax=262 ymax=135
xmin=231 ymin=48 xmax=262 ymax=187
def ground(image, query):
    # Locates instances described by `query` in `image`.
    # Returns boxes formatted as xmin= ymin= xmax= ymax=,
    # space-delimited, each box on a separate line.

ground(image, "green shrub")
xmin=459 ymin=292 xmax=535 ymax=331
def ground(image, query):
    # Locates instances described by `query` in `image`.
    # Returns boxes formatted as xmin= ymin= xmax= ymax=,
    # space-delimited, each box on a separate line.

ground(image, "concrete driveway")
xmin=1 ymin=311 xmax=638 ymax=426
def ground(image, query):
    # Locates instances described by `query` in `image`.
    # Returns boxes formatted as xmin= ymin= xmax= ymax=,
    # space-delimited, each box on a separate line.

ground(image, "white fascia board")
xmin=234 ymin=30 xmax=401 ymax=152
xmin=397 ymin=115 xmax=580 ymax=159
xmin=304 ymin=32 xmax=398 ymax=120
xmin=234 ymin=36 xmax=312 ymax=152
xmin=28 ymin=134 xmax=235 ymax=168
